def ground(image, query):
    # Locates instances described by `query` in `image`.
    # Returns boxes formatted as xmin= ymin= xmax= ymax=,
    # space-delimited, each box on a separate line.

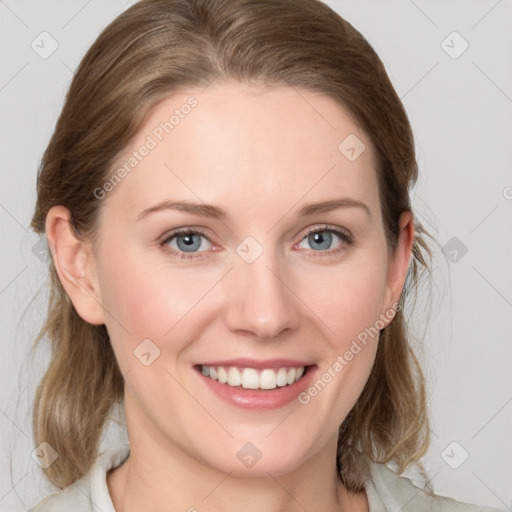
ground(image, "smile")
xmin=198 ymin=364 xmax=307 ymax=390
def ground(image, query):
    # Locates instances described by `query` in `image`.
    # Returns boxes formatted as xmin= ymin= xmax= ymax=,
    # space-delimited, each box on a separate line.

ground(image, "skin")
xmin=46 ymin=82 xmax=414 ymax=512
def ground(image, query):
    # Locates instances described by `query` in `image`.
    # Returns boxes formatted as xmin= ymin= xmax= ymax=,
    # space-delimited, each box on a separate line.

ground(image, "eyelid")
xmin=294 ymin=224 xmax=354 ymax=252
xmin=159 ymin=227 xmax=217 ymax=259
xmin=159 ymin=224 xmax=354 ymax=259
xmin=299 ymin=224 xmax=353 ymax=242
xmin=160 ymin=226 xmax=211 ymax=243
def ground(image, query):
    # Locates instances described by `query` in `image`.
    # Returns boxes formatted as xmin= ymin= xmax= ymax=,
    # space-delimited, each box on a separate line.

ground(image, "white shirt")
xmin=27 ymin=443 xmax=502 ymax=511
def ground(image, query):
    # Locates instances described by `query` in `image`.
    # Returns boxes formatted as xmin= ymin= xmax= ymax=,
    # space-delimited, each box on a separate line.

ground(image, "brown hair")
xmin=31 ymin=0 xmax=433 ymax=491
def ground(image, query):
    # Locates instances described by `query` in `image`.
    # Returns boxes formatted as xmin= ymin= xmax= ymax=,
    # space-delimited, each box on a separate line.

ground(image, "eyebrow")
xmin=136 ymin=198 xmax=371 ymax=221
xmin=296 ymin=198 xmax=371 ymax=218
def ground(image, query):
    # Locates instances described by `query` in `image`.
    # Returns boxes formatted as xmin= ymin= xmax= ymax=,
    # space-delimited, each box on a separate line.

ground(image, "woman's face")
xmin=74 ymin=82 xmax=412 ymax=476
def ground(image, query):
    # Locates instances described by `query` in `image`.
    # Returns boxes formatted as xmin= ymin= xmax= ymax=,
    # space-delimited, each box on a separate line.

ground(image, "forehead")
xmin=103 ymin=81 xmax=380 ymax=222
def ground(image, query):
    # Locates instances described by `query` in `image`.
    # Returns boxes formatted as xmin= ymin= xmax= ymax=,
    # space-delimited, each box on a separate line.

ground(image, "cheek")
xmin=96 ymin=248 xmax=225 ymax=358
xmin=294 ymin=262 xmax=386 ymax=426
xmin=297 ymin=254 xmax=388 ymax=347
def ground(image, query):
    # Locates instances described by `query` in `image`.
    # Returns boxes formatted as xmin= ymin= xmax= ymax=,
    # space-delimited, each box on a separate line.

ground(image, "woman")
xmin=27 ymin=0 xmax=502 ymax=510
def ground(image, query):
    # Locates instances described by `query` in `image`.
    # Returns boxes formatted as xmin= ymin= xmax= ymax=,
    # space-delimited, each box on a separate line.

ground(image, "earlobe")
xmin=45 ymin=205 xmax=105 ymax=325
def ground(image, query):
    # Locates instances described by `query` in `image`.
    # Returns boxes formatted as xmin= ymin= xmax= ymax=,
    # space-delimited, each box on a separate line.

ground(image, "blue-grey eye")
xmin=297 ymin=229 xmax=345 ymax=251
xmin=309 ymin=231 xmax=332 ymax=250
xmin=166 ymin=232 xmax=212 ymax=253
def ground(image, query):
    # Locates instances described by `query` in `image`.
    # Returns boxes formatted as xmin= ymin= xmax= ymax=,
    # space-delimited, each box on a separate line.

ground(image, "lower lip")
xmin=196 ymin=366 xmax=317 ymax=410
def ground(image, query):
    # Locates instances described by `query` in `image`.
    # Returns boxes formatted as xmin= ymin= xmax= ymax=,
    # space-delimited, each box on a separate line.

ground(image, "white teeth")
xmin=287 ymin=367 xmax=296 ymax=385
xmin=241 ymin=368 xmax=259 ymax=389
xmin=260 ymin=369 xmax=277 ymax=390
xmin=227 ymin=367 xmax=242 ymax=386
xmin=276 ymin=368 xmax=288 ymax=387
xmin=200 ymin=365 xmax=307 ymax=390
xmin=218 ymin=367 xmax=228 ymax=384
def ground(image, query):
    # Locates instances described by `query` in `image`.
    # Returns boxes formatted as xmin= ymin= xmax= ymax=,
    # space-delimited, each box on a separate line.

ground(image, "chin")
xmin=191 ymin=436 xmax=316 ymax=478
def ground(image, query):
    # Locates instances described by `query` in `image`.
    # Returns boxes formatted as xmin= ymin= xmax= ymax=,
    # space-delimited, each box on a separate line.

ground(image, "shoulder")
xmin=27 ymin=443 xmax=130 ymax=512
xmin=365 ymin=459 xmax=503 ymax=512
xmin=27 ymin=484 xmax=92 ymax=512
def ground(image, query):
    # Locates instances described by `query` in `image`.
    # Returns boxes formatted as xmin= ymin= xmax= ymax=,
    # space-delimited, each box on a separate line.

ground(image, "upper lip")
xmin=195 ymin=358 xmax=314 ymax=369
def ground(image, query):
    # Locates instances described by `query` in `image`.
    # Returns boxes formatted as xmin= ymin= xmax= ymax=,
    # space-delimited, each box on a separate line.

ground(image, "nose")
xmin=224 ymin=250 xmax=301 ymax=340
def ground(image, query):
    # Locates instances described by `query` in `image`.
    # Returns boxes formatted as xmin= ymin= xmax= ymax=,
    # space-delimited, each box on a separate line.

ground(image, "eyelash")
xmin=159 ymin=225 xmax=354 ymax=260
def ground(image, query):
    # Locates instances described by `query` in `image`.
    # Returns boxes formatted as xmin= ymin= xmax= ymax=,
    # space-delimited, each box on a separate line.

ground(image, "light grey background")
xmin=1 ymin=0 xmax=511 ymax=510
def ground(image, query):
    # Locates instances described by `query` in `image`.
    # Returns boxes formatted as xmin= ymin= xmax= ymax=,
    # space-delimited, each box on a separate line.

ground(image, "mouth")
xmin=194 ymin=364 xmax=313 ymax=391
xmin=193 ymin=358 xmax=317 ymax=410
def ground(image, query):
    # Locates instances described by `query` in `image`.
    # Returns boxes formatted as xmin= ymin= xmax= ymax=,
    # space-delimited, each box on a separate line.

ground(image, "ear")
xmin=45 ymin=205 xmax=105 ymax=325
xmin=381 ymin=210 xmax=415 ymax=319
